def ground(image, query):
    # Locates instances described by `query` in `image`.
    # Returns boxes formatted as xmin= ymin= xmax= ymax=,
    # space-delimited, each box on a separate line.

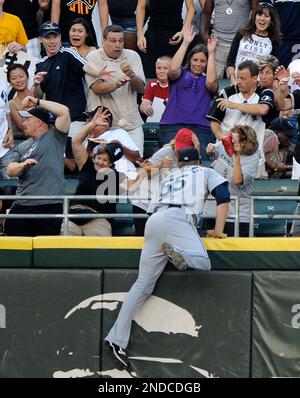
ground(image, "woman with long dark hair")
xmin=227 ymin=2 xmax=281 ymax=85
xmin=68 ymin=17 xmax=97 ymax=59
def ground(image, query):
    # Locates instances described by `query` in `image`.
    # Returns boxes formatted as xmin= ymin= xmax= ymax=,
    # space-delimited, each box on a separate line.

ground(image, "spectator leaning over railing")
xmin=4 ymin=95 xmax=70 ymax=237
xmin=63 ymin=107 xmax=125 ymax=236
xmin=131 ymin=127 xmax=200 ymax=236
xmin=203 ymin=125 xmax=259 ymax=237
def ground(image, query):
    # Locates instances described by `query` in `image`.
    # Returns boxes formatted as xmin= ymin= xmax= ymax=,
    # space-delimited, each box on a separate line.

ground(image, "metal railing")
xmin=0 ymin=194 xmax=240 ymax=236
xmin=249 ymin=195 xmax=300 ymax=237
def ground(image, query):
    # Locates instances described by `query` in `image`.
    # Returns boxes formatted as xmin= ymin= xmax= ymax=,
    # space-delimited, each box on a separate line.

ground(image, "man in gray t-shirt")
xmin=4 ymin=96 xmax=70 ymax=236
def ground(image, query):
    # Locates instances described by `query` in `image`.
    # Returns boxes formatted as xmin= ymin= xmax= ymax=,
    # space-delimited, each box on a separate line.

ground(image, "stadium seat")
xmin=252 ymin=182 xmax=298 ymax=236
xmin=143 ymin=122 xmax=159 ymax=141
xmin=252 ymin=179 xmax=298 ymax=196
xmin=112 ymin=201 xmax=135 ymax=236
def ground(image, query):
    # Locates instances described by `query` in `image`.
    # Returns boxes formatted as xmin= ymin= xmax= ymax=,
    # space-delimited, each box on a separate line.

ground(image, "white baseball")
xmin=118 ymin=119 xmax=127 ymax=128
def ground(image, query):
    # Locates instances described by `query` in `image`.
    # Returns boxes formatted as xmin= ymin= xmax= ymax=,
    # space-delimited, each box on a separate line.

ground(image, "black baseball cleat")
xmin=105 ymin=339 xmax=130 ymax=368
xmin=161 ymin=242 xmax=188 ymax=271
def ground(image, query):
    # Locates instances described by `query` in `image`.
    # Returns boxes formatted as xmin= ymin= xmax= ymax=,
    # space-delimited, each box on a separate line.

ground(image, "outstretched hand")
xmin=99 ymin=65 xmax=115 ymax=81
xmin=206 ymin=229 xmax=227 ymax=239
xmin=92 ymin=107 xmax=111 ymax=126
xmin=216 ymin=98 xmax=235 ymax=111
xmin=207 ymin=35 xmax=217 ymax=53
xmin=179 ymin=24 xmax=195 ymax=46
xmin=275 ymin=65 xmax=289 ymax=83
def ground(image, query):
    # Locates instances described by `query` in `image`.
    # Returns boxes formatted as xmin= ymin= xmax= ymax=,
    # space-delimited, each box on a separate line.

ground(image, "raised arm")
xmin=22 ymin=96 xmax=70 ymax=133
xmin=51 ymin=0 xmax=61 ymax=24
xmin=206 ymin=35 xmax=218 ymax=93
xmin=168 ymin=24 xmax=195 ymax=80
xmin=72 ymin=107 xmax=111 ymax=169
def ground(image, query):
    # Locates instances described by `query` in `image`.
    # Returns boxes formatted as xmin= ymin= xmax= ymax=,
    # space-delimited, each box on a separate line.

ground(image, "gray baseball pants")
xmin=105 ymin=206 xmax=211 ymax=349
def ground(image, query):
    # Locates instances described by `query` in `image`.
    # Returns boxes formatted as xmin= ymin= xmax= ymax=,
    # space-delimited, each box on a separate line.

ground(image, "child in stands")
xmin=139 ymin=56 xmax=170 ymax=120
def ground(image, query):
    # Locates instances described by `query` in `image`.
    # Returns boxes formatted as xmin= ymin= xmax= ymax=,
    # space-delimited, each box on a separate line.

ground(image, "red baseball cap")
xmin=175 ymin=128 xmax=194 ymax=150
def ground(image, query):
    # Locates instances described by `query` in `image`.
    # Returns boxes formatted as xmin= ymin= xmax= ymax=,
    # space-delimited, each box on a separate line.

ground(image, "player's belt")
xmin=167 ymin=204 xmax=182 ymax=208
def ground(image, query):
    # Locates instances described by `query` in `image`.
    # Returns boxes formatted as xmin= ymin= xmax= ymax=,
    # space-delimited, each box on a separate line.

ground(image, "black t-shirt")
xmin=58 ymin=0 xmax=97 ymax=42
xmin=71 ymin=157 xmax=123 ymax=214
xmin=108 ymin=0 xmax=137 ymax=19
xmin=3 ymin=0 xmax=40 ymax=39
xmin=148 ymin=0 xmax=184 ymax=31
xmin=35 ymin=47 xmax=86 ymax=121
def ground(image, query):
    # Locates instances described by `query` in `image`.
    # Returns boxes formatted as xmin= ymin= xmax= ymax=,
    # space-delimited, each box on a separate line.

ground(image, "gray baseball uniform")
xmin=106 ymin=165 xmax=227 ymax=350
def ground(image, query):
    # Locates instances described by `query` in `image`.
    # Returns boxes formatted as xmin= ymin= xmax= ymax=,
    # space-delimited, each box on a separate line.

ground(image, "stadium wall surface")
xmin=0 ymin=237 xmax=299 ymax=377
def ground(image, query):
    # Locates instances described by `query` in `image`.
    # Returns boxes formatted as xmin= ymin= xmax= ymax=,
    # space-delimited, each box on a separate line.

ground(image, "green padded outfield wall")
xmin=0 ymin=269 xmax=102 ymax=378
xmin=0 ymin=268 xmax=252 ymax=378
xmin=252 ymin=271 xmax=300 ymax=377
xmin=0 ymin=238 xmax=32 ymax=268
xmin=102 ymin=270 xmax=252 ymax=378
xmin=32 ymin=237 xmax=300 ymax=270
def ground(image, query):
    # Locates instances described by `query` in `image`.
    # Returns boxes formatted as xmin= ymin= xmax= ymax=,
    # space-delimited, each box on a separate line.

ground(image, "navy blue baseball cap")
xmin=19 ymin=107 xmax=55 ymax=124
xmin=178 ymin=147 xmax=200 ymax=162
xmin=94 ymin=142 xmax=123 ymax=163
xmin=269 ymin=117 xmax=298 ymax=138
xmin=39 ymin=21 xmax=61 ymax=37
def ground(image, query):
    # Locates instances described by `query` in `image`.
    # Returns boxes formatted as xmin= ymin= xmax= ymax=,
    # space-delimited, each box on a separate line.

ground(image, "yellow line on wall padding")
xmin=203 ymin=237 xmax=300 ymax=251
xmin=0 ymin=237 xmax=32 ymax=250
xmin=31 ymin=236 xmax=300 ymax=252
xmin=33 ymin=236 xmax=145 ymax=249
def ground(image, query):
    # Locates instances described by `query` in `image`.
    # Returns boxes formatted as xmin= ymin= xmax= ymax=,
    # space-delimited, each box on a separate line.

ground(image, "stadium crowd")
xmin=0 ymin=0 xmax=300 ymax=238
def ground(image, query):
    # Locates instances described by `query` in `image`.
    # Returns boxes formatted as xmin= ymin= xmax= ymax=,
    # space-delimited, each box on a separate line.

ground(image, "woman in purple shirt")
xmin=159 ymin=24 xmax=218 ymax=160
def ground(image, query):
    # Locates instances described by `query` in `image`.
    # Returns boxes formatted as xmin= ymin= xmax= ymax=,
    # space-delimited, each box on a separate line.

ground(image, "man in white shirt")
xmin=85 ymin=24 xmax=145 ymax=156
